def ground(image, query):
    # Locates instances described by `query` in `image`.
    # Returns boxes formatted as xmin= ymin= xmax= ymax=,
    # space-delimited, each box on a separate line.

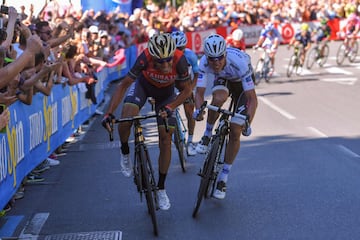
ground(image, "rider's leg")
xmin=183 ymin=97 xmax=195 ymax=143
xmin=204 ymin=89 xmax=228 ymax=136
xmin=118 ymin=103 xmax=140 ymax=154
xmin=157 ymin=125 xmax=174 ymax=189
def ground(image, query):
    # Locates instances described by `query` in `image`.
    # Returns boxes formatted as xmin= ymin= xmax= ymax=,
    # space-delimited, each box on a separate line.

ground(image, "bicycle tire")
xmin=133 ymin=151 xmax=142 ymax=194
xmin=336 ymin=43 xmax=346 ymax=66
xmin=318 ymin=44 xmax=330 ymax=67
xmin=263 ymin=59 xmax=271 ymax=82
xmin=192 ymin=137 xmax=218 ymax=218
xmin=306 ymin=48 xmax=317 ymax=69
xmin=287 ymin=54 xmax=296 ymax=77
xmin=254 ymin=59 xmax=264 ymax=85
xmin=204 ymin=137 xmax=223 ymax=198
xmin=173 ymin=120 xmax=186 ymax=172
xmin=139 ymin=146 xmax=159 ymax=236
xmin=349 ymin=41 xmax=358 ymax=63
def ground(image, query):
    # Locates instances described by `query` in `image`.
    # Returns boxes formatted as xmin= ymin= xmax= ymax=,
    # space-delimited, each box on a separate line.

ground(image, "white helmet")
xmin=203 ymin=34 xmax=226 ymax=58
xmin=171 ymin=31 xmax=188 ymax=48
xmin=232 ymin=29 xmax=243 ymax=41
xmin=148 ymin=33 xmax=176 ymax=59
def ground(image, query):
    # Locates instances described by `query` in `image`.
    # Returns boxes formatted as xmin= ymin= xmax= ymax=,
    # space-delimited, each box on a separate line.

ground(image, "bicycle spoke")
xmin=306 ymin=48 xmax=317 ymax=69
xmin=319 ymin=44 xmax=329 ymax=67
xmin=336 ymin=43 xmax=346 ymax=66
xmin=287 ymin=55 xmax=296 ymax=77
xmin=349 ymin=42 xmax=358 ymax=63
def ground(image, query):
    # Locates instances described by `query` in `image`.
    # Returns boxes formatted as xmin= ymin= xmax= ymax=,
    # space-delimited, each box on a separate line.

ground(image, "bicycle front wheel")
xmin=254 ymin=59 xmax=264 ymax=85
xmin=192 ymin=137 xmax=219 ymax=218
xmin=318 ymin=44 xmax=330 ymax=67
xmin=174 ymin=121 xmax=186 ymax=173
xmin=139 ymin=146 xmax=158 ymax=236
xmin=336 ymin=43 xmax=346 ymax=66
xmin=306 ymin=48 xmax=317 ymax=69
xmin=349 ymin=41 xmax=358 ymax=63
xmin=287 ymin=54 xmax=297 ymax=77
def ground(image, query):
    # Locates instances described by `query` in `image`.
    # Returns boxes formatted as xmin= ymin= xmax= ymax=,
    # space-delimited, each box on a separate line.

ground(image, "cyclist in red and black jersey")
xmin=102 ymin=33 xmax=192 ymax=210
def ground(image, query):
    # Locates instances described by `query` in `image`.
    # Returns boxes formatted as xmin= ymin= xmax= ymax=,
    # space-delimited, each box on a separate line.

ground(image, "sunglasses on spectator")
xmin=40 ymin=31 xmax=52 ymax=35
xmin=208 ymin=54 xmax=225 ymax=62
xmin=156 ymin=57 xmax=173 ymax=63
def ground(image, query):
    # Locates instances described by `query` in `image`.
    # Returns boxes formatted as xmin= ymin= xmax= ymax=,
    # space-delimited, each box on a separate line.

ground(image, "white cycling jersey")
xmin=196 ymin=47 xmax=255 ymax=91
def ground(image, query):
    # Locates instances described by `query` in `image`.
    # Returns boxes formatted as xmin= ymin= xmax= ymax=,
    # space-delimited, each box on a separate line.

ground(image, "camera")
xmin=0 ymin=5 xmax=8 ymax=14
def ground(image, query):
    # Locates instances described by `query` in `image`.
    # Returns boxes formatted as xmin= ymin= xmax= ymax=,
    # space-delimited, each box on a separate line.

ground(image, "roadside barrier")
xmin=0 ymin=46 xmax=137 ymax=210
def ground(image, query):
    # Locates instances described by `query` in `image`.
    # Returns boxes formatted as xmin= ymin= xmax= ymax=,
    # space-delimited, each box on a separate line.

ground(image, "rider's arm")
xmin=167 ymin=56 xmax=192 ymax=110
xmin=106 ymin=75 xmax=135 ymax=114
xmin=105 ymin=51 xmax=148 ymax=114
xmin=187 ymin=50 xmax=200 ymax=88
xmin=194 ymin=86 xmax=206 ymax=110
xmin=244 ymin=89 xmax=257 ymax=123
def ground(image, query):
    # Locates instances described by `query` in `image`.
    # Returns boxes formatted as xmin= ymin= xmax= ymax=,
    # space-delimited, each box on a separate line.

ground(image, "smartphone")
xmin=0 ymin=104 xmax=6 ymax=133
xmin=0 ymin=5 xmax=8 ymax=14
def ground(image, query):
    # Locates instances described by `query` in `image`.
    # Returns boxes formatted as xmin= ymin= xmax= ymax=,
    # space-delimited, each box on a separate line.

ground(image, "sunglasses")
xmin=156 ymin=57 xmax=173 ymax=63
xmin=40 ymin=31 xmax=52 ymax=35
xmin=208 ymin=54 xmax=225 ymax=62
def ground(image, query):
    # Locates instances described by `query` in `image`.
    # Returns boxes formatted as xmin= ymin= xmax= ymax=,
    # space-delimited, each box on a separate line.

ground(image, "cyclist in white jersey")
xmin=171 ymin=31 xmax=199 ymax=156
xmin=193 ymin=34 xmax=258 ymax=199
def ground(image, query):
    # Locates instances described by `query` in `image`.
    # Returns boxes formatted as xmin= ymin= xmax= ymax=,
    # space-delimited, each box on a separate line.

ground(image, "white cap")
xmin=89 ymin=25 xmax=99 ymax=33
xmin=99 ymin=30 xmax=108 ymax=38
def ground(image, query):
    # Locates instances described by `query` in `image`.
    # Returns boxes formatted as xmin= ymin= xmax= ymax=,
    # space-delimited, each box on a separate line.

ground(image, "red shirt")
xmin=226 ymin=36 xmax=246 ymax=51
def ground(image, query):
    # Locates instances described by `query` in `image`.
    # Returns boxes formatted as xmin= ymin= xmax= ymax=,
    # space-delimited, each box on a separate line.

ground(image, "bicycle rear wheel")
xmin=318 ymin=44 xmax=329 ymax=67
xmin=306 ymin=48 xmax=317 ymax=69
xmin=349 ymin=41 xmax=358 ymax=63
xmin=139 ymin=146 xmax=158 ymax=236
xmin=287 ymin=55 xmax=297 ymax=77
xmin=173 ymin=116 xmax=186 ymax=172
xmin=336 ymin=43 xmax=346 ymax=66
xmin=192 ymin=137 xmax=218 ymax=218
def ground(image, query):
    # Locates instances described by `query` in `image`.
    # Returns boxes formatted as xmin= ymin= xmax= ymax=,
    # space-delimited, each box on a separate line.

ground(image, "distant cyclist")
xmin=313 ymin=18 xmax=331 ymax=59
xmin=288 ymin=23 xmax=312 ymax=74
xmin=226 ymin=28 xmax=246 ymax=51
xmin=343 ymin=13 xmax=360 ymax=52
xmin=101 ymin=33 xmax=192 ymax=210
xmin=171 ymin=31 xmax=199 ymax=156
xmin=194 ymin=34 xmax=257 ymax=200
xmin=253 ymin=22 xmax=281 ymax=76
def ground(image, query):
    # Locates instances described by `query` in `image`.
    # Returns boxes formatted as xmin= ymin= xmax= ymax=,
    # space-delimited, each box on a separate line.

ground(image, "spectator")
xmin=0 ymin=107 xmax=10 ymax=131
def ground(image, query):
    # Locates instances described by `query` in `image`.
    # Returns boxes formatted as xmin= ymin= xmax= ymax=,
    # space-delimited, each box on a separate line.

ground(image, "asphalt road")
xmin=1 ymin=40 xmax=360 ymax=240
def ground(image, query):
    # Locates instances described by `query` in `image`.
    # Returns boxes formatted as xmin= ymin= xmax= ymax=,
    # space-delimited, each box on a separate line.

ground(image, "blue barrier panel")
xmin=0 ymin=45 xmax=133 ymax=210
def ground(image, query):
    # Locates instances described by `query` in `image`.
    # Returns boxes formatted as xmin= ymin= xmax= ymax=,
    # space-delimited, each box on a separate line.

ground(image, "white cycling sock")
xmin=218 ymin=163 xmax=232 ymax=183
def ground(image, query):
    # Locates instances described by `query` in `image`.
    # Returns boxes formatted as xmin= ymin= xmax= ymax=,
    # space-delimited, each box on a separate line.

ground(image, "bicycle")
xmin=173 ymin=107 xmax=187 ymax=172
xmin=254 ymin=47 xmax=272 ymax=85
xmin=192 ymin=100 xmax=250 ymax=218
xmin=286 ymin=45 xmax=302 ymax=78
xmin=336 ymin=37 xmax=359 ymax=65
xmin=108 ymin=114 xmax=160 ymax=236
xmin=306 ymin=42 xmax=330 ymax=69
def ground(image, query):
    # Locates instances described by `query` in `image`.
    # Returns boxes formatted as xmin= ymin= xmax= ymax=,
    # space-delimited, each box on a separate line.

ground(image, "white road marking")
xmin=258 ymin=96 xmax=296 ymax=120
xmin=19 ymin=212 xmax=49 ymax=239
xmin=320 ymin=77 xmax=357 ymax=85
xmin=325 ymin=67 xmax=352 ymax=75
xmin=307 ymin=127 xmax=328 ymax=138
xmin=337 ymin=145 xmax=360 ymax=158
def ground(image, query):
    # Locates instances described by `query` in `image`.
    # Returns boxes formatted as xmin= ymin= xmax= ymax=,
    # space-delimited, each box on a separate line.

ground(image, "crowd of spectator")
xmin=1 ymin=0 xmax=360 ymax=212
